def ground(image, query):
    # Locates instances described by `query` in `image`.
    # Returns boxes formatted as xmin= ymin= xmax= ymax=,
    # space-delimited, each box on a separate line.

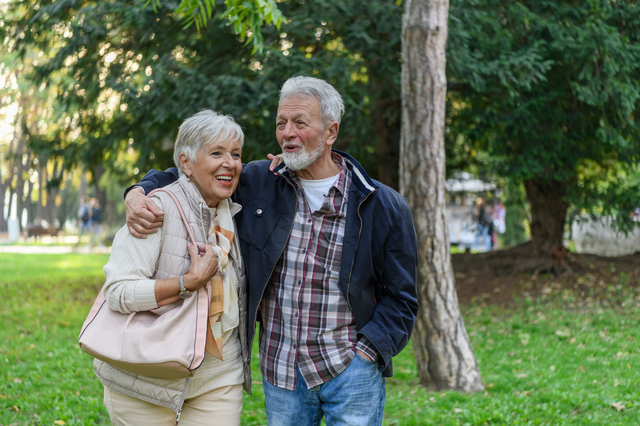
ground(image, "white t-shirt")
xmin=299 ymin=174 xmax=340 ymax=213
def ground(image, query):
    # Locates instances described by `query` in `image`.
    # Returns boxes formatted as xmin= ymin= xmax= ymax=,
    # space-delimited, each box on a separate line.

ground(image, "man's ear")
xmin=324 ymin=122 xmax=339 ymax=147
xmin=179 ymin=153 xmax=191 ymax=177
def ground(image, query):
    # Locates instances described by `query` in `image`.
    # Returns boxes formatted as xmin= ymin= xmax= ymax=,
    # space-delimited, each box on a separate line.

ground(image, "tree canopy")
xmin=2 ymin=0 xmax=639 ymax=258
xmin=446 ymin=0 xmax=640 ymax=266
xmin=1 ymin=0 xmax=404 ymax=186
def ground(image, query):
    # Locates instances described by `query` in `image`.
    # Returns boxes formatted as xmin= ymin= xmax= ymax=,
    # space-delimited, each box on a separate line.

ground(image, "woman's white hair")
xmin=279 ymin=76 xmax=345 ymax=125
xmin=173 ymin=109 xmax=244 ymax=176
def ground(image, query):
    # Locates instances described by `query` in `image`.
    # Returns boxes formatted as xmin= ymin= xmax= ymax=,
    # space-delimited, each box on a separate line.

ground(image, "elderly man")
xmin=125 ymin=76 xmax=418 ymax=425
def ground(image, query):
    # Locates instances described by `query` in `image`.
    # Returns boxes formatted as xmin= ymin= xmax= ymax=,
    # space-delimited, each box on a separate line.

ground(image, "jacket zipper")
xmin=257 ymin=174 xmax=298 ymax=313
xmin=346 ymin=189 xmax=376 ymax=312
xmin=175 ymin=377 xmax=192 ymax=422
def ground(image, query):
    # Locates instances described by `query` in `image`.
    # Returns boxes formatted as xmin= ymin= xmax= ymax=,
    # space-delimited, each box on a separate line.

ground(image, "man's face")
xmin=276 ymin=96 xmax=327 ymax=172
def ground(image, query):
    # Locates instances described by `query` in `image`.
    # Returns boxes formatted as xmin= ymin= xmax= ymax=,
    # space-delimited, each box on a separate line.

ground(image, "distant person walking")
xmin=90 ymin=198 xmax=102 ymax=237
xmin=77 ymin=196 xmax=91 ymax=238
xmin=473 ymin=197 xmax=492 ymax=251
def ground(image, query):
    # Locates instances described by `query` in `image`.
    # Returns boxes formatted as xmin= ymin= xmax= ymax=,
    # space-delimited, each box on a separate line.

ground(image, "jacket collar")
xmin=176 ymin=174 xmax=242 ymax=224
xmin=275 ymin=149 xmax=378 ymax=197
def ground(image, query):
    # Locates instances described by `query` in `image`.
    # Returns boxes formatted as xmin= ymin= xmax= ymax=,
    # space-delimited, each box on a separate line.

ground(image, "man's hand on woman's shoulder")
xmin=125 ymin=187 xmax=165 ymax=238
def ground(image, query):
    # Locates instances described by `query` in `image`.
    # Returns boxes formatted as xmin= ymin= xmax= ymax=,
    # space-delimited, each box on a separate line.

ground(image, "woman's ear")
xmin=179 ymin=153 xmax=191 ymax=177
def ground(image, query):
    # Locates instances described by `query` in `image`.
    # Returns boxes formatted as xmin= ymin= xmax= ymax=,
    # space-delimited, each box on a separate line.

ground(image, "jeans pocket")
xmin=354 ymin=351 xmax=377 ymax=366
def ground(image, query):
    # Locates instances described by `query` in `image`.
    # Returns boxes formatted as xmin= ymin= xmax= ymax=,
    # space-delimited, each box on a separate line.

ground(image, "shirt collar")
xmin=290 ymin=152 xmax=349 ymax=196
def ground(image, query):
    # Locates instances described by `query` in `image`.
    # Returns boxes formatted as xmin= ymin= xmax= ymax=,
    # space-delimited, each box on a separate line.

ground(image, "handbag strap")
xmin=148 ymin=188 xmax=198 ymax=248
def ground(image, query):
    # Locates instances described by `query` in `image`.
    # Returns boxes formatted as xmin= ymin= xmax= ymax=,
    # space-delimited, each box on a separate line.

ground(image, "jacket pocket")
xmin=237 ymin=198 xmax=279 ymax=250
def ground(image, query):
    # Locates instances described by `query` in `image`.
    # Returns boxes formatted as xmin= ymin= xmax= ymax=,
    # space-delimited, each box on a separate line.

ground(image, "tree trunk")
xmin=524 ymin=178 xmax=568 ymax=255
xmin=37 ymin=163 xmax=46 ymax=222
xmin=374 ymin=99 xmax=401 ymax=191
xmin=92 ymin=164 xmax=108 ymax=211
xmin=46 ymin=160 xmax=61 ymax=226
xmin=15 ymin=159 xmax=27 ymax=232
xmin=0 ymin=177 xmax=9 ymax=233
xmin=518 ymin=178 xmax=573 ymax=275
xmin=399 ymin=0 xmax=483 ymax=392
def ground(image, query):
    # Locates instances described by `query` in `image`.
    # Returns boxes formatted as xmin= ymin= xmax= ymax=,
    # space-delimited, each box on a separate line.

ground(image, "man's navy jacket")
xmin=131 ymin=150 xmax=418 ymax=377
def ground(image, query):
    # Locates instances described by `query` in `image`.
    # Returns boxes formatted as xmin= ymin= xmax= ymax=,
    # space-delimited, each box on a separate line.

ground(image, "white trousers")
xmin=104 ymin=384 xmax=243 ymax=426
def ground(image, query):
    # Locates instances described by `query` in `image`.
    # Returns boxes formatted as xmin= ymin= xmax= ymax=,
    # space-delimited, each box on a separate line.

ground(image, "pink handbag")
xmin=78 ymin=188 xmax=210 ymax=379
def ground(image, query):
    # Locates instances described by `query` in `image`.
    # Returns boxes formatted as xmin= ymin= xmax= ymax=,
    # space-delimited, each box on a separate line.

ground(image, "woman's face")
xmin=181 ymin=138 xmax=242 ymax=207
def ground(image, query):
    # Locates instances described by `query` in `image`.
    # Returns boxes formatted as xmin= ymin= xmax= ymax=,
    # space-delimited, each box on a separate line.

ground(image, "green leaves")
xmin=447 ymin=0 xmax=640 ymax=233
xmin=161 ymin=0 xmax=287 ymax=54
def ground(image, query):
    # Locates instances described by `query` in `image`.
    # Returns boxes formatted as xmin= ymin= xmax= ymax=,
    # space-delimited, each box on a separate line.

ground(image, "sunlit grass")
xmin=1 ymin=253 xmax=639 ymax=425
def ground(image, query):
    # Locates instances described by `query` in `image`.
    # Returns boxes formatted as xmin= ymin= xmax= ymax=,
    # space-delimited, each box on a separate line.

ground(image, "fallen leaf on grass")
xmin=453 ymin=408 xmax=463 ymax=413
xmin=13 ymin=378 xmax=22 ymax=384
xmin=54 ymin=421 xmax=66 ymax=425
xmin=555 ymin=329 xmax=571 ymax=337
xmin=611 ymin=402 xmax=625 ymax=411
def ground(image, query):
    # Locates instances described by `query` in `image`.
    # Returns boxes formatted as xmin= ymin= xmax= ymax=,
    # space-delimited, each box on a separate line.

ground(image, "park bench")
xmin=26 ymin=225 xmax=61 ymax=239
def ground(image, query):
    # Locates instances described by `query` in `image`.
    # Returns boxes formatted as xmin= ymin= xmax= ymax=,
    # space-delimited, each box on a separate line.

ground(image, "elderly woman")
xmin=96 ymin=110 xmax=250 ymax=425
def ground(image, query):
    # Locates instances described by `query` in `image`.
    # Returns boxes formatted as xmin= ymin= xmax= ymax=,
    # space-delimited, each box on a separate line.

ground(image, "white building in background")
xmin=571 ymin=216 xmax=640 ymax=257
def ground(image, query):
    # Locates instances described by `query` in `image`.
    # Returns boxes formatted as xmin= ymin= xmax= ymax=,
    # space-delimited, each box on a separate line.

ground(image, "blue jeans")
xmin=473 ymin=224 xmax=491 ymax=251
xmin=262 ymin=353 xmax=386 ymax=426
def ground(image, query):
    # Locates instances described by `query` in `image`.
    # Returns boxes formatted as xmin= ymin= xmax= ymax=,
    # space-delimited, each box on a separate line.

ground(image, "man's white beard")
xmin=282 ymin=137 xmax=325 ymax=172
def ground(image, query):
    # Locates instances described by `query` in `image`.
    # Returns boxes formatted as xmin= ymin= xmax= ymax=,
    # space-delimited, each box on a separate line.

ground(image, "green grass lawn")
xmin=1 ymin=253 xmax=638 ymax=425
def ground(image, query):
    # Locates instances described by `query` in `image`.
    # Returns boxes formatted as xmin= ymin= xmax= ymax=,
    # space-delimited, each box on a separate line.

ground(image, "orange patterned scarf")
xmin=205 ymin=199 xmax=239 ymax=361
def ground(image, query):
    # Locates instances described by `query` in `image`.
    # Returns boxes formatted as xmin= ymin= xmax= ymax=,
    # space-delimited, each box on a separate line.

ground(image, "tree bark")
xmin=525 ymin=178 xmax=568 ymax=256
xmin=400 ymin=0 xmax=483 ymax=392
xmin=0 ymin=176 xmax=9 ymax=233
xmin=374 ymin=99 xmax=401 ymax=191
xmin=46 ymin=160 xmax=61 ymax=226
xmin=37 ymin=163 xmax=46 ymax=222
xmin=14 ymin=134 xmax=27 ymax=232
xmin=516 ymin=178 xmax=574 ymax=275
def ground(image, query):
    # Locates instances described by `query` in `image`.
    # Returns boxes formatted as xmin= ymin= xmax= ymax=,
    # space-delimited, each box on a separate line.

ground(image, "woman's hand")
xmin=183 ymin=244 xmax=219 ymax=291
xmin=154 ymin=244 xmax=218 ymax=307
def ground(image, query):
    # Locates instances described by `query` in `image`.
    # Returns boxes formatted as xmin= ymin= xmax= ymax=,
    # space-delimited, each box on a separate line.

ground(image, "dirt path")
xmin=453 ymin=250 xmax=640 ymax=306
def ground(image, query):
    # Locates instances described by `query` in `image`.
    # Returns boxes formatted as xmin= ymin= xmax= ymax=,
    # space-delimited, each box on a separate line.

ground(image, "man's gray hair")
xmin=279 ymin=76 xmax=345 ymax=125
xmin=173 ymin=110 xmax=244 ymax=176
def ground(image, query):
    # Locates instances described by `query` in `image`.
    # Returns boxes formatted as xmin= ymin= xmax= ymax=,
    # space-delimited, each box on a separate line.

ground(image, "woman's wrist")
xmin=182 ymin=273 xmax=203 ymax=292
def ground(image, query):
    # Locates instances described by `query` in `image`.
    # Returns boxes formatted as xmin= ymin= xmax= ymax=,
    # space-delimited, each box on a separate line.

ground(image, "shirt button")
xmin=256 ymin=209 xmax=263 ymax=215
xmin=308 ymin=218 xmax=312 ymax=223
xmin=295 ymin=312 xmax=299 ymax=318
xmin=293 ymin=344 xmax=297 ymax=349
xmin=297 ymin=280 xmax=302 ymax=285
